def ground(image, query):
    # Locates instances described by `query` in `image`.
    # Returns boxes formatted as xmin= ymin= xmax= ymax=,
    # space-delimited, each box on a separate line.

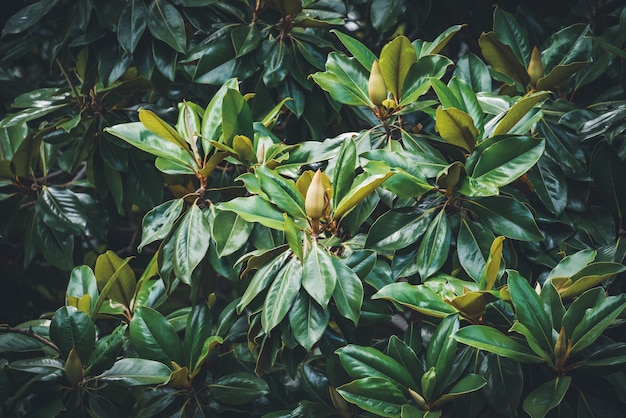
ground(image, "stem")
xmin=0 ymin=324 xmax=60 ymax=353
xmin=55 ymin=59 xmax=81 ymax=106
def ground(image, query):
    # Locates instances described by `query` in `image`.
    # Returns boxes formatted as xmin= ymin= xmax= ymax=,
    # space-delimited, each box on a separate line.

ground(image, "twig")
xmin=0 ymin=324 xmax=60 ymax=353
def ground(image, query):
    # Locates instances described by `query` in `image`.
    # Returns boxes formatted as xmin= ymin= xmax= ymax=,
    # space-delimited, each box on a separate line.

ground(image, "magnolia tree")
xmin=1 ymin=1 xmax=626 ymax=417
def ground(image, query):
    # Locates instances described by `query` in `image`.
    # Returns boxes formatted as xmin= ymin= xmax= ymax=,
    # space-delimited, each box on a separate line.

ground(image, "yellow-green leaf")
xmin=334 ymin=171 xmax=394 ymax=220
xmin=379 ymin=36 xmax=417 ymax=101
xmin=480 ymin=236 xmax=505 ymax=291
xmin=536 ymin=62 xmax=589 ymax=91
xmin=493 ymin=91 xmax=549 ymax=136
xmin=479 ymin=32 xmax=530 ymax=86
xmin=446 ymin=291 xmax=497 ymax=321
xmin=138 ymin=108 xmax=189 ymax=151
xmin=435 ymin=107 xmax=478 ymax=152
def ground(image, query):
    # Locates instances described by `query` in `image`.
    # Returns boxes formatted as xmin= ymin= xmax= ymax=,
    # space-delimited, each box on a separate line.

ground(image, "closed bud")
xmin=528 ymin=46 xmax=544 ymax=87
xmin=65 ymin=347 xmax=84 ymax=388
xmin=421 ymin=366 xmax=437 ymax=401
xmin=305 ymin=169 xmax=325 ymax=219
xmin=368 ymin=60 xmax=388 ymax=106
xmin=554 ymin=326 xmax=569 ymax=362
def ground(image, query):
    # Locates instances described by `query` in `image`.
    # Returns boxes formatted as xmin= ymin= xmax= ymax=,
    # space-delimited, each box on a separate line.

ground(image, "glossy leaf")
xmin=557 ymin=262 xmax=626 ymax=299
xmin=209 ymin=372 xmax=270 ymax=405
xmin=493 ymin=6 xmax=531 ymax=66
xmin=337 ymin=377 xmax=405 ymax=417
xmin=433 ymin=373 xmax=486 ymax=406
xmin=373 ymin=283 xmax=458 ymax=318
xmin=479 ymin=354 xmax=523 ymax=416
xmin=97 ymin=358 xmax=171 ymax=386
xmin=66 ymin=265 xmax=98 ymax=315
xmin=130 ymin=306 xmax=183 ymax=365
xmin=38 ymin=186 xmax=87 ymax=235
xmin=454 ymin=53 xmax=492 ymax=92
xmin=86 ymin=325 xmax=126 ymax=376
xmin=426 ymin=314 xmax=459 ymax=386
xmin=212 ymin=210 xmax=254 ymax=257
xmin=201 ymin=78 xmax=239 ymax=148
xmin=401 ymin=55 xmax=453 ymax=106
xmin=479 ymin=32 xmax=530 ymax=86
xmin=379 ymin=36 xmax=417 ymax=101
xmin=570 ymin=294 xmax=626 ymax=354
xmin=172 ymin=204 xmax=211 ymax=285
xmin=261 ymin=256 xmax=302 ymax=332
xmin=332 ymin=138 xmax=357 ymax=211
xmin=416 ymin=208 xmax=450 ymax=279
xmin=220 ymin=196 xmax=285 ymax=231
xmin=331 ymin=29 xmax=376 ymax=70
xmin=257 ymin=166 xmax=306 ymax=219
xmin=312 ymin=52 xmax=371 ymax=107
xmin=302 ymin=243 xmax=337 ymax=309
xmin=366 ymin=208 xmax=433 ymax=252
xmin=337 ymin=344 xmax=415 ymax=389
xmin=94 ymin=250 xmax=135 ymax=309
xmin=457 ymin=218 xmax=495 ymax=282
xmin=138 ymin=108 xmax=188 ymax=151
xmin=221 ymin=88 xmax=253 ymax=146
xmin=463 ymin=196 xmax=543 ymax=241
xmin=118 ymin=1 xmax=148 ymax=54
xmin=453 ymin=325 xmax=543 ymax=363
xmin=289 ymin=291 xmax=330 ymax=350
xmin=334 ymin=170 xmax=393 ymax=220
xmin=492 ymin=92 xmax=549 ymax=136
xmin=147 ymin=0 xmax=186 ymax=52
xmin=183 ymin=301 xmax=213 ymax=372
xmin=522 ymin=377 xmax=571 ymax=418
xmin=138 ymin=199 xmax=184 ymax=252
xmin=331 ymin=256 xmax=364 ymax=324
xmin=435 ymin=106 xmax=477 ymax=152
xmin=50 ymin=306 xmax=95 ymax=363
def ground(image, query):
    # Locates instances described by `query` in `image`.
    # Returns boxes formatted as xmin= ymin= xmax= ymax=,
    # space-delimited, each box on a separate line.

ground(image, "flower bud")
xmin=305 ymin=169 xmax=325 ymax=219
xmin=65 ymin=347 xmax=84 ymax=388
xmin=368 ymin=60 xmax=388 ymax=106
xmin=421 ymin=366 xmax=437 ymax=401
xmin=527 ymin=46 xmax=544 ymax=87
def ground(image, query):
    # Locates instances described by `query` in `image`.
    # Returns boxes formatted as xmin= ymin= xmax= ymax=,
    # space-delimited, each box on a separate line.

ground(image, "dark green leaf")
xmin=138 ymin=199 xmax=184 ymax=252
xmin=331 ymin=29 xmax=376 ymax=70
xmin=570 ymin=294 xmax=626 ymax=354
xmin=453 ymin=325 xmax=543 ymax=363
xmin=302 ymin=243 xmax=337 ymax=309
xmin=210 ymin=372 xmax=270 ymax=405
xmin=416 ymin=208 xmax=450 ymax=279
xmin=212 ymin=210 xmax=254 ymax=257
xmin=257 ymin=166 xmax=306 ymax=219
xmin=117 ymin=1 xmax=148 ymax=54
xmin=289 ymin=291 xmax=330 ymax=350
xmin=262 ymin=256 xmax=302 ymax=332
xmin=337 ymin=344 xmax=415 ymax=389
xmin=86 ymin=325 xmax=126 ymax=376
xmin=312 ymin=52 xmax=371 ymax=107
xmin=172 ymin=204 xmax=211 ymax=285
xmin=50 ymin=306 xmax=95 ymax=363
xmin=493 ymin=6 xmax=531 ymax=66
xmin=331 ymin=256 xmax=364 ymax=324
xmin=373 ymin=283 xmax=458 ymax=318
xmin=97 ymin=358 xmax=171 ymax=386
xmin=366 ymin=208 xmax=433 ymax=252
xmin=454 ymin=53 xmax=492 ymax=92
xmin=522 ymin=377 xmax=571 ymax=418
xmin=332 ymin=138 xmax=357 ymax=212
xmin=479 ymin=32 xmax=530 ymax=86
xmin=184 ymin=301 xmax=213 ymax=373
xmin=479 ymin=354 xmax=523 ymax=416
xmin=37 ymin=186 xmax=87 ymax=235
xmin=457 ymin=218 xmax=495 ymax=282
xmin=463 ymin=196 xmax=543 ymax=241
xmin=337 ymin=377 xmax=405 ymax=418
xmin=147 ymin=0 xmax=186 ymax=52
xmin=2 ymin=0 xmax=60 ymax=36
xmin=129 ymin=306 xmax=183 ymax=365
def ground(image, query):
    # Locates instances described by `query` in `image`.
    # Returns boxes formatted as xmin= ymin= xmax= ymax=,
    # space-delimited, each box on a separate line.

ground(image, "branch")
xmin=0 ymin=324 xmax=60 ymax=353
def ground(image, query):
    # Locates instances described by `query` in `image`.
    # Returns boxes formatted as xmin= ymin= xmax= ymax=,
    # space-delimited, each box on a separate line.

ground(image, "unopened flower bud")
xmin=305 ymin=169 xmax=325 ymax=219
xmin=65 ymin=347 xmax=84 ymax=388
xmin=369 ymin=60 xmax=388 ymax=106
xmin=527 ymin=46 xmax=544 ymax=87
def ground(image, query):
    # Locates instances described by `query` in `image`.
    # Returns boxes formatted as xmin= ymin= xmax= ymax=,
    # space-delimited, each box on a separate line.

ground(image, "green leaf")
xmin=238 ymin=250 xmax=290 ymax=313
xmin=426 ymin=314 xmax=459 ymax=387
xmin=311 ymin=52 xmax=371 ymax=107
xmin=9 ymin=357 xmax=64 ymax=374
xmin=479 ymin=354 xmax=523 ymax=416
xmin=527 ymin=156 xmax=568 ymax=216
xmin=104 ymin=122 xmax=197 ymax=169
xmin=221 ymin=88 xmax=253 ymax=146
xmin=67 ymin=265 xmax=98 ymax=316
xmin=541 ymin=24 xmax=591 ymax=74
xmin=478 ymin=32 xmax=530 ymax=86
xmin=209 ymin=372 xmax=270 ymax=405
xmin=331 ymin=256 xmax=364 ymax=324
xmin=558 ymin=262 xmax=626 ymax=299
xmin=38 ymin=186 xmax=87 ymax=235
xmin=570 ymin=294 xmax=626 ymax=354
xmin=435 ymin=107 xmax=478 ymax=152
xmin=453 ymin=325 xmax=543 ymax=363
xmin=454 ymin=53 xmax=492 ymax=92
xmin=470 ymin=135 xmax=545 ymax=188
xmin=262 ymin=257 xmax=302 ymax=332
xmin=97 ymin=358 xmax=171 ymax=386
xmin=118 ymin=1 xmax=148 ymax=54
xmin=94 ymin=250 xmax=136 ymax=309
xmin=138 ymin=199 xmax=184 ymax=252
xmin=373 ymin=283 xmax=458 ymax=318
xmin=492 ymin=92 xmax=549 ymax=136
xmin=508 ymin=271 xmax=554 ymax=355
xmin=183 ymin=301 xmax=213 ymax=373
xmin=548 ymin=249 xmax=596 ymax=281
xmin=138 ymin=108 xmax=188 ymax=151
xmin=522 ymin=376 xmax=571 ymax=418
xmin=334 ymin=170 xmax=393 ymax=220
xmin=289 ymin=291 xmax=330 ymax=350
xmin=457 ymin=219 xmax=495 ymax=282
xmin=302 ymin=243 xmax=337 ymax=309
xmin=147 ymin=0 xmax=186 ymax=52
xmin=50 ymin=306 xmax=95 ymax=363
xmin=366 ymin=208 xmax=433 ymax=252
xmin=416 ymin=209 xmax=450 ymax=279
xmin=433 ymin=373 xmax=486 ymax=406
xmin=201 ymin=78 xmax=239 ymax=149
xmin=337 ymin=377 xmax=405 ymax=418
xmin=401 ymin=55 xmax=453 ymax=106
xmin=220 ymin=196 xmax=285 ymax=231
xmin=379 ymin=36 xmax=417 ymax=101
xmin=463 ymin=196 xmax=543 ymax=241
xmin=86 ymin=325 xmax=126 ymax=376
xmin=257 ymin=166 xmax=306 ymax=219
xmin=212 ymin=210 xmax=254 ymax=257
xmin=416 ymin=24 xmax=464 ymax=57
xmin=591 ymin=142 xmax=626 ymax=219
xmin=2 ymin=0 xmax=60 ymax=36
xmin=332 ymin=138 xmax=357 ymax=212
xmin=493 ymin=6 xmax=531 ymax=66
xmin=130 ymin=306 xmax=183 ymax=365
xmin=337 ymin=345 xmax=416 ymax=390
xmin=331 ymin=29 xmax=376 ymax=70
xmin=191 ymin=335 xmax=222 ymax=378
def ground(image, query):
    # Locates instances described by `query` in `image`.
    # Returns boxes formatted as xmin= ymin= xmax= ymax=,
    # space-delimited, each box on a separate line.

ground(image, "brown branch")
xmin=0 ymin=324 xmax=60 ymax=353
